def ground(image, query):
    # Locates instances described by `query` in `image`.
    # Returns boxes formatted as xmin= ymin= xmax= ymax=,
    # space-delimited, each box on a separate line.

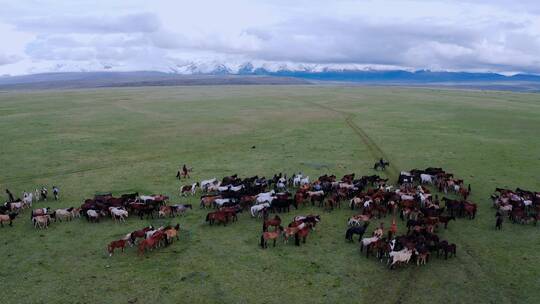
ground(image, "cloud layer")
xmin=0 ymin=0 xmax=539 ymax=75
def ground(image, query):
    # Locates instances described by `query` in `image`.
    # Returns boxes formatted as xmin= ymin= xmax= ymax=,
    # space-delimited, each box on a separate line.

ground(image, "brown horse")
xmin=138 ymin=237 xmax=157 ymax=256
xmin=260 ymin=226 xmax=284 ymax=248
xmin=295 ymin=226 xmax=310 ymax=246
xmin=107 ymin=239 xmax=128 ymax=256
xmin=463 ymin=201 xmax=477 ymax=219
xmin=129 ymin=226 xmax=154 ymax=245
xmin=283 ymin=223 xmax=305 ymax=243
xmin=263 ymin=215 xmax=281 ymax=232
xmin=206 ymin=211 xmax=228 ymax=226
xmin=0 ymin=213 xmax=18 ymax=227
xmin=200 ymin=196 xmax=221 ymax=209
xmin=165 ymin=224 xmax=180 ymax=244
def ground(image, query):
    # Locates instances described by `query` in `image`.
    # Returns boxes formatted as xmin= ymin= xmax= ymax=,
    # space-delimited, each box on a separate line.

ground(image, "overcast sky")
xmin=1 ymin=0 xmax=539 ymax=75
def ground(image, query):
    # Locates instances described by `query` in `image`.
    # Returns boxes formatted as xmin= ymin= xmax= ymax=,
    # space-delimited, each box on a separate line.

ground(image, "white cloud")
xmin=0 ymin=0 xmax=539 ymax=75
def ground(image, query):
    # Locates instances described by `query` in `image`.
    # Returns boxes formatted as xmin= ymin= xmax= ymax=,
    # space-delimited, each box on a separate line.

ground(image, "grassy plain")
xmin=1 ymin=85 xmax=539 ymax=304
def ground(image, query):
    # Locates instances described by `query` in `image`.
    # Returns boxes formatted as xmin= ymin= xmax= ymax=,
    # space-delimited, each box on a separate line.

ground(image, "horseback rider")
xmin=52 ymin=186 xmax=59 ymax=200
xmin=182 ymin=164 xmax=190 ymax=179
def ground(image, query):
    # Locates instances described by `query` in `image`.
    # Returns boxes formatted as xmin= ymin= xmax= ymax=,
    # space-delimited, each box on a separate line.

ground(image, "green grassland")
xmin=1 ymin=85 xmax=539 ymax=304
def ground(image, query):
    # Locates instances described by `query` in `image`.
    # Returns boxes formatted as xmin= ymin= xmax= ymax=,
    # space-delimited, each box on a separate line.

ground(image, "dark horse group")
xmin=107 ymin=224 xmax=182 ymax=256
xmin=260 ymin=214 xmax=321 ymax=248
xmin=342 ymin=167 xmax=470 ymax=268
xmin=492 ymin=187 xmax=540 ymax=228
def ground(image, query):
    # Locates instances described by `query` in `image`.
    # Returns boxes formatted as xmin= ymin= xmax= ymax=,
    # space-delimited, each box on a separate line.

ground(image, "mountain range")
xmin=1 ymin=61 xmax=540 ymax=91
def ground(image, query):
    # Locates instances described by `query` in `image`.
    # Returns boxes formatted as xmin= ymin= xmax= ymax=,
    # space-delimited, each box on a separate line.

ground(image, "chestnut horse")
xmin=263 ymin=215 xmax=281 ymax=232
xmin=107 ymin=239 xmax=128 ymax=256
xmin=206 ymin=211 xmax=228 ymax=226
xmin=0 ymin=212 xmax=18 ymax=227
xmin=260 ymin=226 xmax=284 ymax=248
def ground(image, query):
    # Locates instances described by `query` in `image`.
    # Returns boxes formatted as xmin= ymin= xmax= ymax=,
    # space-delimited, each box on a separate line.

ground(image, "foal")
xmin=107 ymin=239 xmax=128 ymax=256
xmin=260 ymin=226 xmax=284 ymax=248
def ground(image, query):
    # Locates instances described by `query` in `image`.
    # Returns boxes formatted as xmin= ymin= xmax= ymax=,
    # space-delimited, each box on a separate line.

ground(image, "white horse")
xmin=361 ymin=236 xmax=379 ymax=247
xmin=109 ymin=207 xmax=128 ymax=222
xmin=400 ymin=194 xmax=415 ymax=201
xmin=389 ymin=248 xmax=413 ymax=267
xmin=23 ymin=192 xmax=33 ymax=208
xmin=137 ymin=195 xmax=155 ymax=203
xmin=251 ymin=203 xmax=270 ymax=217
xmin=420 ymin=174 xmax=433 ymax=184
xmin=214 ymin=198 xmax=233 ymax=208
xmin=256 ymin=191 xmax=276 ymax=204
xmin=201 ymin=178 xmax=219 ymax=192
xmin=293 ymin=175 xmax=304 ymax=187
xmin=300 ymin=177 xmax=310 ymax=186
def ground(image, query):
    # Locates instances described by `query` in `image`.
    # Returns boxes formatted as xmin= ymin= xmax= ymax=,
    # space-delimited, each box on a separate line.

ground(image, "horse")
xmin=437 ymin=241 xmax=457 ymax=259
xmin=294 ymin=225 xmax=310 ymax=246
xmin=53 ymin=208 xmax=75 ymax=222
xmin=389 ymin=248 xmax=413 ymax=269
xmin=138 ymin=237 xmax=158 ymax=256
xmin=86 ymin=209 xmax=100 ymax=222
xmin=374 ymin=161 xmax=390 ymax=171
xmin=438 ymin=215 xmax=455 ymax=229
xmin=0 ymin=212 xmax=18 ymax=227
xmin=293 ymin=215 xmax=321 ymax=230
xmin=283 ymin=222 xmax=305 ymax=243
xmin=181 ymin=183 xmax=199 ymax=196
xmin=260 ymin=226 xmax=284 ymax=248
xmin=200 ymin=178 xmax=218 ymax=192
xmin=107 ymin=239 xmax=128 ymax=256
xmin=128 ymin=226 xmax=154 ymax=245
xmin=109 ymin=207 xmax=128 ymax=222
xmin=347 ymin=214 xmax=371 ymax=227
xmin=461 ymin=201 xmax=477 ymax=219
xmin=22 ymin=192 xmax=33 ymax=208
xmin=200 ymin=195 xmax=221 ymax=209
xmin=420 ymin=174 xmax=433 ymax=184
xmin=171 ymin=204 xmax=192 ymax=216
xmin=345 ymin=222 xmax=370 ymax=242
xmin=251 ymin=203 xmax=270 ymax=217
xmin=158 ymin=205 xmax=173 ymax=218
xmin=32 ymin=215 xmax=51 ymax=229
xmin=206 ymin=211 xmax=228 ymax=226
xmin=164 ymin=224 xmax=180 ymax=244
xmin=271 ymin=198 xmax=297 ymax=213
xmin=360 ymin=235 xmax=382 ymax=257
xmin=263 ymin=215 xmax=281 ymax=232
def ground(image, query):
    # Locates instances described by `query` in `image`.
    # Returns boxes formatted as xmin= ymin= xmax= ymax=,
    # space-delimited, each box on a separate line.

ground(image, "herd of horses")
xmin=2 ymin=164 xmax=538 ymax=265
xmin=492 ymin=187 xmax=540 ymax=227
xmin=107 ymin=224 xmax=182 ymax=256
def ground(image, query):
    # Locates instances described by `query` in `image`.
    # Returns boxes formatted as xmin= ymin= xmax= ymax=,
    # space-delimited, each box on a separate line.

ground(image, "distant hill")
xmin=1 ymin=69 xmax=540 ymax=92
xmin=0 ymin=72 xmax=309 ymax=90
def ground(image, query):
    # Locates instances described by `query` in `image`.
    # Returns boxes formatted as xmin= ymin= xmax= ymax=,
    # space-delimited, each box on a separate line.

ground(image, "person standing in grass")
xmin=495 ymin=211 xmax=503 ymax=230
xmin=5 ymin=189 xmax=15 ymax=202
xmin=52 ymin=186 xmax=60 ymax=201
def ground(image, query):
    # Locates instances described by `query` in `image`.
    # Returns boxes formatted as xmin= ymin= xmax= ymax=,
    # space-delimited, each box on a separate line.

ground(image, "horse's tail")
xmin=260 ymin=235 xmax=265 ymax=248
xmin=262 ymin=221 xmax=267 ymax=232
xmin=295 ymin=233 xmax=300 ymax=246
xmin=205 ymin=213 xmax=210 ymax=222
xmin=345 ymin=229 xmax=351 ymax=240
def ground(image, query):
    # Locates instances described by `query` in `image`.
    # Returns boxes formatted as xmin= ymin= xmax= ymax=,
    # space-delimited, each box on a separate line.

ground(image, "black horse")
xmin=373 ymin=161 xmax=390 ymax=171
xmin=271 ymin=198 xmax=298 ymax=213
xmin=345 ymin=222 xmax=369 ymax=242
